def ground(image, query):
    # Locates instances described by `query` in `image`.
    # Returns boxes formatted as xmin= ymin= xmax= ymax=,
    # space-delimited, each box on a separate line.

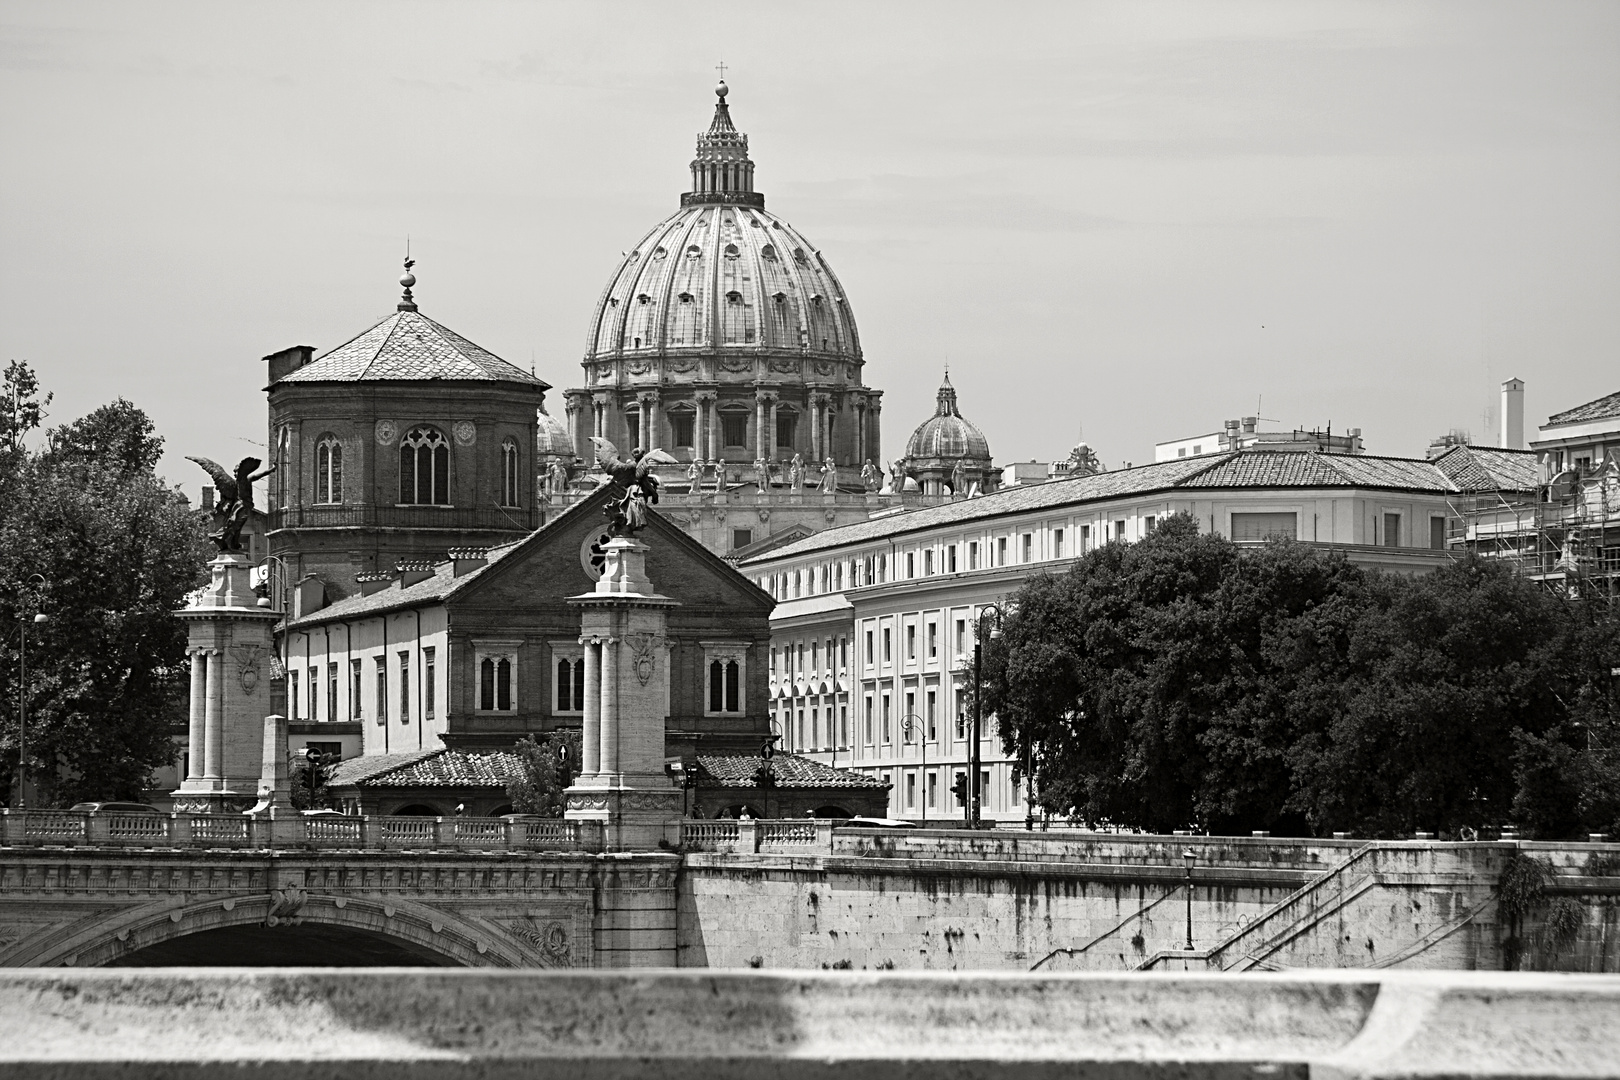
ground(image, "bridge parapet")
xmin=0 ymin=809 xmax=603 ymax=854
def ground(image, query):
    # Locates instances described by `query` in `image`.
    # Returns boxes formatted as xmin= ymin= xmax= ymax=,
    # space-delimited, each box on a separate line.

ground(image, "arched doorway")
xmin=103 ymin=923 xmax=459 ymax=967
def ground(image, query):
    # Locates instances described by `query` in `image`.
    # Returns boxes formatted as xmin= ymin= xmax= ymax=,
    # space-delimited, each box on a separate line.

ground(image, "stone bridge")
xmin=3 ymin=809 xmax=1617 ymax=972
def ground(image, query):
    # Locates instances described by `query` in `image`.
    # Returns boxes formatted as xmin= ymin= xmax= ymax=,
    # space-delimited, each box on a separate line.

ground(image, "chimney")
xmin=1241 ymin=416 xmax=1257 ymax=435
xmin=356 ymin=571 xmax=393 ymax=597
xmin=292 ymin=575 xmax=326 ymax=619
xmin=264 ymin=345 xmax=315 ymax=384
xmin=1224 ymin=419 xmax=1241 ymax=449
xmin=396 ymin=560 xmax=436 ymax=588
xmin=448 ymin=547 xmax=490 ymax=577
xmin=1500 ymin=378 xmax=1525 ymax=449
xmin=201 ymin=486 xmax=214 ymax=511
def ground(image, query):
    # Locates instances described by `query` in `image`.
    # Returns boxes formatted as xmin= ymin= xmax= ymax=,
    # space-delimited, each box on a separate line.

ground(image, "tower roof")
xmin=278 ymin=309 xmax=548 ymax=387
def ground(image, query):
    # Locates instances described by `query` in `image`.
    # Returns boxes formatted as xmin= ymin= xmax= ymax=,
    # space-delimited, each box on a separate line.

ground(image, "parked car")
xmin=67 ymin=802 xmax=160 ymax=814
xmin=837 ymin=817 xmax=920 ymax=830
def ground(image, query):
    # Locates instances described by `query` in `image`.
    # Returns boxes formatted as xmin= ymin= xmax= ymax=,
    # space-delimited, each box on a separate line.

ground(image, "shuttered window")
xmin=1231 ymin=512 xmax=1297 ymax=541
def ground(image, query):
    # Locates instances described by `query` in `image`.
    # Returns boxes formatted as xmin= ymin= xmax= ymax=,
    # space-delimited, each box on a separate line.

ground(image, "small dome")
xmin=905 ymin=373 xmax=991 ymax=462
xmin=536 ymin=405 xmax=574 ymax=458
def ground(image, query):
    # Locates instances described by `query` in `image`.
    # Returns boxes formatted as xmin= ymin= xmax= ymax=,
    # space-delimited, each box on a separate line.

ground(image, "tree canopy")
xmin=1 ymin=363 xmax=208 ymax=806
xmin=987 ymin=512 xmax=1619 ymax=839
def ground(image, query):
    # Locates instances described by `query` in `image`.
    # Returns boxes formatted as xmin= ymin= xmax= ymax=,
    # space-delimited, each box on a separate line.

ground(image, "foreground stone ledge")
xmin=0 ymin=969 xmax=1614 ymax=1079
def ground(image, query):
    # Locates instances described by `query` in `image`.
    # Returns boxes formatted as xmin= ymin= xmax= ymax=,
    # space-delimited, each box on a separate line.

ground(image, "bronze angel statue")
xmin=187 ymin=455 xmax=276 ymax=552
xmin=589 ymin=438 xmax=679 ymax=536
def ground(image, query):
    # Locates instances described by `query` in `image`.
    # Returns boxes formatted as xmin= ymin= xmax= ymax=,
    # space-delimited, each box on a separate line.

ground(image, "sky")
xmin=2 ymin=0 xmax=1616 ymax=492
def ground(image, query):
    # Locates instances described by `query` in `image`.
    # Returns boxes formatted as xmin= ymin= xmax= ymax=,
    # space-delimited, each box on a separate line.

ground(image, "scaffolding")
xmin=1450 ymin=459 xmax=1620 ymax=601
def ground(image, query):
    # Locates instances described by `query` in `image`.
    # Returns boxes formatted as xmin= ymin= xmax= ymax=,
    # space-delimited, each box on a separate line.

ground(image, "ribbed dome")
xmin=585 ymin=205 xmax=861 ymax=366
xmin=906 ymin=374 xmax=990 ymax=461
xmin=535 ymin=405 xmax=573 ymax=457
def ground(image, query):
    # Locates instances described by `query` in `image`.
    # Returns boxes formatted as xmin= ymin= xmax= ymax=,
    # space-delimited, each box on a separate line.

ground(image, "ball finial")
xmin=400 ymin=271 xmax=416 ymax=288
xmin=715 ymin=79 xmax=728 ymax=99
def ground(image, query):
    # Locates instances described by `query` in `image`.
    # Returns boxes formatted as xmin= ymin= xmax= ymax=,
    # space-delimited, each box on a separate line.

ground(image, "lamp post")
xmin=970 ymin=604 xmax=1006 ymax=829
xmin=12 ymin=574 xmax=47 ymax=810
xmin=898 ymin=713 xmax=926 ymax=825
xmin=1182 ymin=848 xmax=1197 ymax=951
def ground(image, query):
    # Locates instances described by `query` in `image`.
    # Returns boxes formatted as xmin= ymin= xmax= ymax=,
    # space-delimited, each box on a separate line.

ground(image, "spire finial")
xmin=715 ymin=60 xmax=728 ymax=97
xmin=398 ymin=240 xmax=418 ymax=312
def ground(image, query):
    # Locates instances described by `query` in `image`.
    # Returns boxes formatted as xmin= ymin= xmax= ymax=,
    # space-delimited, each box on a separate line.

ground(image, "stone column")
xmin=856 ymin=398 xmax=867 ymax=465
xmin=581 ymin=638 xmax=601 ymax=775
xmin=186 ymin=650 xmax=206 ymax=781
xmin=641 ymin=391 xmax=661 ymax=451
xmin=868 ymin=397 xmax=882 ymax=467
xmin=600 ymin=637 xmax=620 ymax=775
xmin=768 ymin=397 xmax=781 ymax=459
xmin=824 ymin=402 xmax=836 ymax=464
xmin=810 ymin=394 xmax=824 ymax=461
xmin=695 ymin=391 xmax=717 ymax=463
xmin=204 ymin=649 xmax=224 ymax=782
xmin=754 ymin=391 xmax=768 ymax=461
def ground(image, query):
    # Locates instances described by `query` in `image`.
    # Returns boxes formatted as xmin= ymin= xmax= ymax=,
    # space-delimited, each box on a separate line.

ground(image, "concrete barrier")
xmin=0 ymin=969 xmax=1613 ymax=1078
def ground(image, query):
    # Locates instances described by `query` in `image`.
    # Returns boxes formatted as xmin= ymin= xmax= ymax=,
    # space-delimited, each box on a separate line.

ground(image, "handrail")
xmin=1030 ymin=884 xmax=1185 ymax=971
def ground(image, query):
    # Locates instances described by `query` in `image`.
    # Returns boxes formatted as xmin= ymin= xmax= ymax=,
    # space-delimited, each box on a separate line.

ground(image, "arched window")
xmin=479 ymin=656 xmax=513 ymax=711
xmin=708 ymin=660 xmax=740 ymax=713
xmin=399 ymin=427 xmax=449 ymax=505
xmin=555 ymin=657 xmax=585 ymax=712
xmin=500 ymin=438 xmax=520 ymax=508
xmin=315 ymin=436 xmax=342 ymax=504
xmin=275 ymin=428 xmax=290 ymax=508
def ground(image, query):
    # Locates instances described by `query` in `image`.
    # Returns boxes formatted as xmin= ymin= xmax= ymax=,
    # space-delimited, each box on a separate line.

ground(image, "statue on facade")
xmin=819 ymin=457 xmax=838 ymax=493
xmin=589 ymin=437 xmax=678 ymax=536
xmin=187 ymin=455 xmax=276 ymax=552
xmin=753 ymin=458 xmax=772 ymax=491
xmin=1067 ymin=441 xmax=1104 ymax=477
xmin=891 ymin=459 xmax=910 ymax=493
xmin=712 ymin=462 xmax=729 ymax=494
xmin=686 ymin=459 xmax=703 ymax=492
xmin=860 ymin=459 xmax=880 ymax=492
xmin=787 ymin=453 xmax=805 ymax=492
xmin=950 ymin=458 xmax=968 ymax=497
xmin=546 ymin=458 xmax=572 ymax=495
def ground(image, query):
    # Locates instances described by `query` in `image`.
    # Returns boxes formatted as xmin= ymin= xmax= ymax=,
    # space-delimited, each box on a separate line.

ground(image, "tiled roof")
xmin=282 ymin=537 xmax=528 ymax=629
xmin=694 ymin=753 xmax=888 ymax=789
xmin=343 ymin=748 xmax=524 ymax=789
xmin=279 ymin=310 xmax=548 ymax=387
xmin=326 ymin=750 xmax=442 ymax=788
xmin=1431 ymin=445 xmax=1539 ymax=493
xmin=743 ymin=451 xmax=1462 ymax=564
xmin=1546 ymin=390 xmax=1620 ymax=427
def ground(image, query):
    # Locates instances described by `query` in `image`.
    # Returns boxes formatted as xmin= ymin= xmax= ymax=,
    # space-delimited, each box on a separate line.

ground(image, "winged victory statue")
xmin=589 ymin=437 xmax=679 ymax=537
xmin=187 ymin=455 xmax=276 ymax=552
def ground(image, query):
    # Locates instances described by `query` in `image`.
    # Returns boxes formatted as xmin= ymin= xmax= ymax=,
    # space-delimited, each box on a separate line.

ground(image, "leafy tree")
xmin=0 ymin=384 xmax=208 ymax=806
xmin=1 ymin=360 xmax=51 ymax=456
xmin=505 ymin=732 xmax=580 ymax=817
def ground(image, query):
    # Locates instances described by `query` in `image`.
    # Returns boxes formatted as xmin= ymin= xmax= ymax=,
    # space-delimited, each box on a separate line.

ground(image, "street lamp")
xmin=898 ymin=713 xmax=926 ymax=825
xmin=970 ymin=603 xmax=1007 ymax=829
xmin=12 ymin=574 xmax=47 ymax=810
xmin=1182 ymin=848 xmax=1197 ymax=951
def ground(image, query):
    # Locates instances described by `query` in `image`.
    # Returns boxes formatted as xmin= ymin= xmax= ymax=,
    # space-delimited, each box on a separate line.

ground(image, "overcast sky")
xmin=2 ymin=0 xmax=1616 ymax=490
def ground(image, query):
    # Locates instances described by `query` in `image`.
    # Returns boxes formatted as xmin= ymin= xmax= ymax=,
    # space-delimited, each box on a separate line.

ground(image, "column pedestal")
xmin=564 ymin=537 xmax=683 ymax=851
xmin=170 ymin=553 xmax=281 ymax=814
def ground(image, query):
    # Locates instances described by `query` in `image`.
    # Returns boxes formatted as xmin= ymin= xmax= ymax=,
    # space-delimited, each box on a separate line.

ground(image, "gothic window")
xmin=703 ymin=642 xmax=747 ymax=716
xmin=720 ymin=410 xmax=748 ymax=448
xmin=315 ymin=436 xmax=342 ymax=504
xmin=500 ymin=438 xmax=520 ymax=508
xmin=275 ymin=427 xmax=290 ymax=508
xmin=399 ymin=427 xmax=450 ymax=505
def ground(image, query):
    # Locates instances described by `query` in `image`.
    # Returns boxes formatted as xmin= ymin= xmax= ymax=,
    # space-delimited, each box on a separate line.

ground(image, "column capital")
xmin=755 ymin=389 xmax=779 ymax=403
xmin=693 ymin=389 xmax=718 ymax=403
xmin=592 ymin=392 xmax=611 ymax=407
xmin=637 ymin=390 xmax=661 ymax=405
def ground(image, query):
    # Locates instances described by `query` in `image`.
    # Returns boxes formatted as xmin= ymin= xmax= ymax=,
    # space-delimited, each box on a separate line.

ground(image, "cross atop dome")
xmin=684 ymin=76 xmax=762 ymax=208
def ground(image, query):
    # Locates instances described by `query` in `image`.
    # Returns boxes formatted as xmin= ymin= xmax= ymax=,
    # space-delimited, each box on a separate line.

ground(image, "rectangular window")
xmin=839 ymin=705 xmax=848 ymax=746
xmin=906 ymin=772 xmax=916 ymax=809
xmin=671 ymin=411 xmax=695 ymax=448
xmin=1430 ymin=516 xmax=1446 ymax=551
xmin=1383 ymin=512 xmax=1402 ymax=547
xmin=864 ymin=694 xmax=874 ymax=743
xmin=812 ymin=641 xmax=820 ymax=672
xmin=926 ymin=688 xmax=937 ymax=739
xmin=776 ymin=411 xmax=796 ymax=451
xmin=905 ymin=690 xmax=916 ymax=728
xmin=423 ymin=648 xmax=436 ymax=721
xmin=840 ymin=638 xmax=847 ymax=668
xmin=327 ymin=663 xmax=338 ymax=723
xmin=968 ymin=541 xmax=979 ymax=570
xmin=374 ymin=658 xmax=387 ymax=724
xmin=721 ymin=412 xmax=748 ymax=448
xmin=350 ymin=659 xmax=363 ymax=720
xmin=927 ymin=621 xmax=937 ymax=659
xmin=906 ymin=552 xmax=915 ymax=578
xmin=1081 ymin=524 xmax=1091 ymax=551
xmin=732 ymin=529 xmax=752 ymax=550
xmin=626 ymin=412 xmax=641 ymax=450
xmin=955 ymin=619 xmax=966 ymax=655
xmin=947 ymin=544 xmax=957 ymax=573
xmin=797 ymin=708 xmax=806 ymax=749
xmin=865 ymin=630 xmax=874 ymax=665
xmin=883 ymin=627 xmax=892 ymax=663
xmin=398 ymin=651 xmax=410 ymax=723
xmin=307 ymin=668 xmax=318 ymax=722
xmin=955 ymin=699 xmax=966 ymax=740
xmin=906 ymin=624 xmax=916 ymax=661
xmin=1146 ymin=515 xmax=1157 ymax=532
xmin=1114 ymin=520 xmax=1126 ymax=541
xmin=881 ymin=692 xmax=891 ymax=743
xmin=924 ymin=549 xmax=934 ymax=575
xmin=928 ymin=770 xmax=938 ymax=809
xmin=1021 ymin=533 xmax=1032 ymax=562
xmin=981 ymin=770 xmax=991 ymax=806
xmin=1054 ymin=528 xmax=1065 ymax=559
xmin=1230 ymin=512 xmax=1297 ymax=541
xmin=289 ymin=675 xmax=299 ymax=724
xmin=997 ymin=537 xmax=1007 ymax=565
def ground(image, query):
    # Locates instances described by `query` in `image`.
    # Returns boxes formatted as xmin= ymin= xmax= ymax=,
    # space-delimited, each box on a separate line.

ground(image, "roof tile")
xmin=1546 ymin=390 xmax=1620 ymax=427
xmin=280 ymin=310 xmax=548 ymax=387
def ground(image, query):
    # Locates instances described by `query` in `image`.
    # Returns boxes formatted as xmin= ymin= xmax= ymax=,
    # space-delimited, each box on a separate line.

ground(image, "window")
xmin=881 ymin=692 xmax=892 ymax=743
xmin=307 ymin=668 xmax=318 ymax=722
xmin=1054 ymin=528 xmax=1065 ymax=558
xmin=1021 ymin=534 xmax=1032 ymax=563
xmin=927 ymin=621 xmax=938 ymax=659
xmin=775 ymin=410 xmax=796 ymax=451
xmin=732 ymin=529 xmax=752 ymax=550
xmin=955 ymin=619 xmax=966 ymax=655
xmin=398 ymin=651 xmax=410 ymax=723
xmin=969 ymin=541 xmax=979 ymax=570
xmin=721 ymin=410 xmax=748 ymax=448
xmin=906 ymin=624 xmax=916 ymax=661
xmin=997 ymin=537 xmax=1007 ymax=565
xmin=1114 ymin=520 xmax=1126 ymax=541
xmin=839 ymin=638 xmax=847 ymax=668
xmin=924 ymin=549 xmax=934 ymax=575
xmin=906 ymin=772 xmax=916 ymax=809
xmin=316 ymin=436 xmax=342 ymax=504
xmin=350 ymin=659 xmax=363 ymax=720
xmin=796 ymin=708 xmax=806 ymax=749
xmin=500 ymin=439 xmax=520 ymax=507
xmin=905 ymin=690 xmax=916 ymax=728
xmin=955 ymin=698 xmax=966 ymax=740
xmin=399 ymin=427 xmax=450 ymax=505
xmin=926 ymin=688 xmax=937 ymax=739
xmin=671 ymin=410 xmax=695 ymax=448
xmin=1178 ymin=448 xmax=1186 ymax=457
xmin=480 ymin=654 xmax=514 ymax=711
xmin=906 ymin=552 xmax=915 ymax=578
xmin=1430 ymin=516 xmax=1446 ymax=551
xmin=1383 ymin=512 xmax=1402 ymax=547
xmin=883 ymin=627 xmax=892 ymax=663
xmin=1145 ymin=515 xmax=1157 ymax=533
xmin=864 ymin=694 xmax=874 ymax=743
xmin=839 ymin=704 xmax=847 ymax=747
xmin=626 ymin=412 xmax=641 ymax=450
xmin=811 ymin=641 xmax=820 ymax=672
xmin=947 ymin=544 xmax=957 ymax=572
xmin=928 ymin=770 xmax=937 ymax=809
xmin=708 ymin=660 xmax=741 ymax=712
xmin=1080 ymin=524 xmax=1090 ymax=551
xmin=552 ymin=654 xmax=583 ymax=714
xmin=275 ymin=428 xmax=290 ymax=508
xmin=374 ymin=657 xmax=387 ymax=724
xmin=865 ymin=630 xmax=874 ymax=665
xmin=1231 ymin=512 xmax=1297 ymax=542
xmin=326 ymin=663 xmax=338 ymax=722
xmin=289 ymin=672 xmax=299 ymax=722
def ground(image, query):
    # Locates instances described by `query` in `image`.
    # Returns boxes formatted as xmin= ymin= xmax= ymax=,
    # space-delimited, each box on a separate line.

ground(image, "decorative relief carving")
xmin=668 ymin=357 xmax=697 ymax=374
xmin=625 ymin=633 xmax=661 ymax=686
xmin=265 ymin=883 xmax=307 ymax=927
xmin=232 ymin=644 xmax=262 ymax=695
xmin=814 ymin=360 xmax=834 ymax=376
xmin=374 ymin=420 xmax=397 ymax=446
xmin=453 ymin=421 xmax=477 ymax=446
xmin=720 ymin=357 xmax=751 ymax=373
xmin=770 ymin=359 xmax=799 ymax=374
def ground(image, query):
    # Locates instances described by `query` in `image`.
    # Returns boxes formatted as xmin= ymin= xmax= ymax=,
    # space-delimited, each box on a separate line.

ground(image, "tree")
xmin=1 ymin=360 xmax=51 ymax=457
xmin=505 ymin=732 xmax=580 ymax=817
xmin=0 ymin=384 xmax=208 ymax=806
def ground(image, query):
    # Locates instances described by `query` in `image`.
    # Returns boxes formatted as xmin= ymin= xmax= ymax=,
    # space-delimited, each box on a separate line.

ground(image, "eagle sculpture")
xmin=187 ymin=455 xmax=275 ymax=552
xmin=589 ymin=437 xmax=678 ymax=536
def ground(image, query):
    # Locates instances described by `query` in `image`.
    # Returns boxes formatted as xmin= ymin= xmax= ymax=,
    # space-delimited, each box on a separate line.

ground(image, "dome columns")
xmin=636 ymin=390 xmax=662 ymax=451
xmin=754 ymin=389 xmax=779 ymax=463
xmin=693 ymin=390 xmax=719 ymax=463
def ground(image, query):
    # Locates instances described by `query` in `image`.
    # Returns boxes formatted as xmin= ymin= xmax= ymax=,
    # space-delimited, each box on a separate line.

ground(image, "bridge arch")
xmin=21 ymin=892 xmax=534 ymax=969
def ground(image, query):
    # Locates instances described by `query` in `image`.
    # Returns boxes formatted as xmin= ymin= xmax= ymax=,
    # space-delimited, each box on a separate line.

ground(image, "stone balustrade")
xmin=0 ymin=809 xmax=602 ymax=854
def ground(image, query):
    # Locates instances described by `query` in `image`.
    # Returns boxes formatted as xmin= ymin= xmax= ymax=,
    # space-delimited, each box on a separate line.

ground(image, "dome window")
xmin=724 ymin=243 xmax=740 ymax=258
xmin=686 ymin=245 xmax=703 ymax=259
xmin=726 ymin=290 xmax=743 ymax=303
xmin=748 ymin=216 xmax=762 ymax=227
xmin=678 ymin=291 xmax=694 ymax=303
xmin=793 ymin=248 xmax=808 ymax=265
xmin=652 ymin=246 xmax=667 ymax=260
xmin=608 ymin=297 xmax=619 ymax=307
xmin=637 ymin=293 xmax=652 ymax=305
xmin=810 ymin=294 xmax=823 ymax=306
xmin=628 ymin=250 xmax=640 ymax=260
xmin=772 ymin=291 xmax=787 ymax=303
xmin=760 ymin=244 xmax=776 ymax=260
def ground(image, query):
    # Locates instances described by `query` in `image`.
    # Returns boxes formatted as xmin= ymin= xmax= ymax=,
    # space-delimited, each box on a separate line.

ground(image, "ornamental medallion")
xmin=454 ymin=420 xmax=477 ymax=445
xmin=374 ymin=420 xmax=397 ymax=446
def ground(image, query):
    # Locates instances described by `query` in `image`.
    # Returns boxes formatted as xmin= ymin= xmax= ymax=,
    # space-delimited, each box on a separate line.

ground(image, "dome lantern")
xmin=683 ymin=80 xmax=762 ymax=209
xmin=902 ymin=372 xmax=996 ymax=497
